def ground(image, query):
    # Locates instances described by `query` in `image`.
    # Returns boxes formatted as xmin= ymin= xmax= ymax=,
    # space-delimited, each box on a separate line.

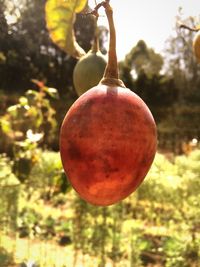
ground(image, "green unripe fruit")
xmin=73 ymin=50 xmax=107 ymax=96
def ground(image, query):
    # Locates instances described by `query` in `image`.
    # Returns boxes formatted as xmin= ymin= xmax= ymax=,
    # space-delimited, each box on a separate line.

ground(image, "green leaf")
xmin=0 ymin=118 xmax=12 ymax=134
xmin=7 ymin=105 xmax=18 ymax=117
xmin=45 ymin=0 xmax=87 ymax=58
xmin=19 ymin=96 xmax=28 ymax=106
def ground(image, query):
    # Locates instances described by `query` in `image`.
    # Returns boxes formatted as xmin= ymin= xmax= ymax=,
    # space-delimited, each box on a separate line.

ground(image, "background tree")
xmin=123 ymin=40 xmax=163 ymax=77
xmin=162 ymin=14 xmax=200 ymax=150
xmin=0 ymin=0 xmax=96 ymax=95
xmin=119 ymin=40 xmax=178 ymax=126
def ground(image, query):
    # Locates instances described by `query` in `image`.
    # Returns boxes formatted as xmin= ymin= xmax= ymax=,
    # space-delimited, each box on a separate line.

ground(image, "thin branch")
xmin=85 ymin=0 xmax=110 ymax=17
xmin=178 ymin=22 xmax=200 ymax=32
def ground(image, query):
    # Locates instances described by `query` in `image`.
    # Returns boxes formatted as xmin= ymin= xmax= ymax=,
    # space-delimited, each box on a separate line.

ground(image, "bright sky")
xmin=89 ymin=0 xmax=200 ymax=60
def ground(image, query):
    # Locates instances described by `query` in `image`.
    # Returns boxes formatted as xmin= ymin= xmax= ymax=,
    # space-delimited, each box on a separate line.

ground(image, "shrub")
xmin=0 ymin=154 xmax=20 ymax=231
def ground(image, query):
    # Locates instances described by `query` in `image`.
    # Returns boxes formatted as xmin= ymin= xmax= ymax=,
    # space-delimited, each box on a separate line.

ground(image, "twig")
xmin=86 ymin=0 xmax=110 ymax=17
xmin=178 ymin=22 xmax=199 ymax=32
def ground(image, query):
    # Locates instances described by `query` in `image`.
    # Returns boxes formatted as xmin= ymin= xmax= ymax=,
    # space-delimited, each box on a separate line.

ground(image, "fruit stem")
xmin=87 ymin=0 xmax=125 ymax=87
xmin=91 ymin=35 xmax=99 ymax=52
xmin=91 ymin=17 xmax=100 ymax=53
xmin=103 ymin=2 xmax=118 ymax=79
xmin=100 ymin=1 xmax=125 ymax=87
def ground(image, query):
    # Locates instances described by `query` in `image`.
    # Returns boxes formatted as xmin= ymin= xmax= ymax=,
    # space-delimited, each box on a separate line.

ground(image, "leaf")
xmin=43 ymin=86 xmax=59 ymax=99
xmin=45 ymin=0 xmax=87 ymax=58
xmin=31 ymin=79 xmax=45 ymax=88
xmin=0 ymin=118 xmax=12 ymax=134
xmin=7 ymin=105 xmax=18 ymax=117
xmin=19 ymin=96 xmax=28 ymax=106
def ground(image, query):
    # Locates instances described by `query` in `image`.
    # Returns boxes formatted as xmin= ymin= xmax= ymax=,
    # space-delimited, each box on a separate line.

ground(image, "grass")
xmin=0 ymin=233 xmax=108 ymax=267
xmin=1 ymin=150 xmax=200 ymax=266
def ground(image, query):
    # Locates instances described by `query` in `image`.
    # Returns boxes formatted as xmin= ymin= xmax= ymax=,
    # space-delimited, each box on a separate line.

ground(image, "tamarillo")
xmin=73 ymin=31 xmax=107 ymax=96
xmin=193 ymin=31 xmax=200 ymax=63
xmin=60 ymin=2 xmax=157 ymax=206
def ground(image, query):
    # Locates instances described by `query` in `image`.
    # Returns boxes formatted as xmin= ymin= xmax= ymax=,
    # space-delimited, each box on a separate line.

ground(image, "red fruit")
xmin=60 ymin=85 xmax=157 ymax=206
xmin=60 ymin=2 xmax=157 ymax=206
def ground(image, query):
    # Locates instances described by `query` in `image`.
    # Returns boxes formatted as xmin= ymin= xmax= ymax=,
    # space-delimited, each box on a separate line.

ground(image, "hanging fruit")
xmin=60 ymin=1 xmax=157 ymax=206
xmin=193 ymin=31 xmax=200 ymax=62
xmin=73 ymin=32 xmax=107 ymax=96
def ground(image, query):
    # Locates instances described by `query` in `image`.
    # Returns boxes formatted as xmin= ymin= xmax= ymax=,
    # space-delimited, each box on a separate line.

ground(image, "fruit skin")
xmin=60 ymin=85 xmax=157 ymax=206
xmin=193 ymin=32 xmax=200 ymax=63
xmin=73 ymin=50 xmax=107 ymax=96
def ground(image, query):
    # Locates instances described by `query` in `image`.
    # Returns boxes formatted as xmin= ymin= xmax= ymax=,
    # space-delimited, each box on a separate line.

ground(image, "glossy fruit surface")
xmin=193 ymin=32 xmax=200 ymax=62
xmin=73 ymin=51 xmax=107 ymax=96
xmin=60 ymin=85 xmax=157 ymax=206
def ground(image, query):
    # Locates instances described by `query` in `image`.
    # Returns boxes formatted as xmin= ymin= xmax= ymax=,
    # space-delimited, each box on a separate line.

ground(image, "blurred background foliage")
xmin=1 ymin=149 xmax=200 ymax=266
xmin=0 ymin=0 xmax=200 ymax=266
